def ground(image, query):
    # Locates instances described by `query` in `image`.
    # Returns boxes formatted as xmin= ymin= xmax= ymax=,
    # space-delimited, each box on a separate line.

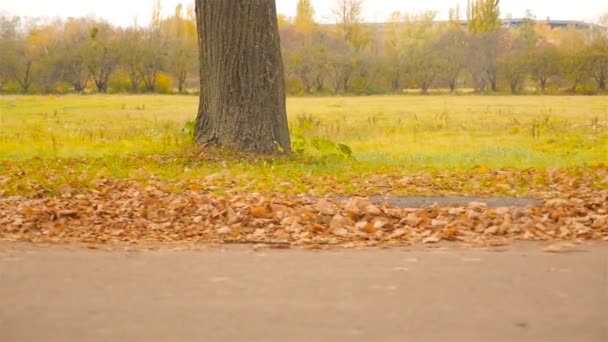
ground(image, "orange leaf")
xmin=250 ymin=206 xmax=274 ymax=219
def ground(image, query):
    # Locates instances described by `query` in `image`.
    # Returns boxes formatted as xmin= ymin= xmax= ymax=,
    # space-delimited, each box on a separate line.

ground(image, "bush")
xmin=108 ymin=71 xmax=132 ymax=94
xmin=285 ymin=76 xmax=305 ymax=95
xmin=575 ymin=84 xmax=599 ymax=96
xmin=52 ymin=82 xmax=72 ymax=94
xmin=155 ymin=73 xmax=173 ymax=94
xmin=2 ymin=81 xmax=21 ymax=93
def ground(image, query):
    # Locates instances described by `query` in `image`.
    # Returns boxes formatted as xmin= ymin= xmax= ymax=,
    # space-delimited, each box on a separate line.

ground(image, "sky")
xmin=1 ymin=0 xmax=607 ymax=27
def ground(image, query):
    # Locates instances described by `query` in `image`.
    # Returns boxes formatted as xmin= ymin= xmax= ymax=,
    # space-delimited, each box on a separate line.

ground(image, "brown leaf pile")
xmin=1 ymin=177 xmax=607 ymax=249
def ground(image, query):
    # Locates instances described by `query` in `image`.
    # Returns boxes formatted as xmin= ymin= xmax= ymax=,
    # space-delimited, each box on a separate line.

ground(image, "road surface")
xmin=1 ymin=243 xmax=607 ymax=342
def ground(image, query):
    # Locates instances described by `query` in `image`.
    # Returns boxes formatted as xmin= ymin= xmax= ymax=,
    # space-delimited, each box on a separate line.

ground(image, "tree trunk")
xmin=342 ymin=77 xmax=349 ymax=92
xmin=420 ymin=82 xmax=430 ymax=95
xmin=95 ymin=79 xmax=107 ymax=93
xmin=489 ymin=75 xmax=497 ymax=92
xmin=448 ymin=79 xmax=456 ymax=94
xmin=178 ymin=70 xmax=187 ymax=93
xmin=599 ymin=75 xmax=606 ymax=90
xmin=391 ymin=79 xmax=400 ymax=92
xmin=314 ymin=74 xmax=324 ymax=92
xmin=540 ymin=78 xmax=547 ymax=93
xmin=14 ymin=60 xmax=33 ymax=93
xmin=510 ymin=81 xmax=518 ymax=94
xmin=195 ymin=0 xmax=291 ymax=154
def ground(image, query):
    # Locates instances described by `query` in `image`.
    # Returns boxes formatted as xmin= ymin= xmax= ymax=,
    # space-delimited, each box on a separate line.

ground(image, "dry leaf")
xmin=316 ymin=199 xmax=336 ymax=216
xmin=250 ymin=206 xmax=274 ymax=219
xmin=423 ymin=235 xmax=441 ymax=244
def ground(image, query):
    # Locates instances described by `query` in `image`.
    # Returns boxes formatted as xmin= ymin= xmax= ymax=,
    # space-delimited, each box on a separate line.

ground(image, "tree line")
xmin=0 ymin=2 xmax=197 ymax=94
xmin=1 ymin=0 xmax=607 ymax=95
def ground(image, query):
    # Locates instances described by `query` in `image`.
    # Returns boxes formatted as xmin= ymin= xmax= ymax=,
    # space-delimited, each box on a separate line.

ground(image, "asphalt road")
xmin=1 ymin=243 xmax=607 ymax=342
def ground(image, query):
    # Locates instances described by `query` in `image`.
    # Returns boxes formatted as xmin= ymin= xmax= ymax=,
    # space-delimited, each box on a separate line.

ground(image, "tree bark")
xmin=195 ymin=0 xmax=291 ymax=154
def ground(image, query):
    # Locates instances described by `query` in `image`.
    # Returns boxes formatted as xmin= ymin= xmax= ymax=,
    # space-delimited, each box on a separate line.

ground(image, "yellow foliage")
xmin=52 ymin=82 xmax=72 ymax=94
xmin=108 ymin=70 xmax=132 ymax=93
xmin=286 ymin=76 xmax=305 ymax=95
xmin=156 ymin=73 xmax=174 ymax=94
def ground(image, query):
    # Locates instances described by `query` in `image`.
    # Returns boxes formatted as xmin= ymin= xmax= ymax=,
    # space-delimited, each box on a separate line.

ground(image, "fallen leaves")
xmin=0 ymin=166 xmax=606 ymax=250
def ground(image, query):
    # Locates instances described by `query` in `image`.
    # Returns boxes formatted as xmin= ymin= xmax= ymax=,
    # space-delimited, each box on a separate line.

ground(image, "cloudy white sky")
xmin=1 ymin=0 xmax=606 ymax=26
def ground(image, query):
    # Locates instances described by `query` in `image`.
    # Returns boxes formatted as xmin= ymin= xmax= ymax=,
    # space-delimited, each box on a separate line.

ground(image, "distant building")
xmin=499 ymin=18 xmax=605 ymax=32
xmin=362 ymin=18 xmax=608 ymax=36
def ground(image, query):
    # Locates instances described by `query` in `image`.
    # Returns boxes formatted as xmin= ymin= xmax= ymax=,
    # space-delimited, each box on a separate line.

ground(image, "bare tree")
xmin=332 ymin=0 xmax=364 ymax=44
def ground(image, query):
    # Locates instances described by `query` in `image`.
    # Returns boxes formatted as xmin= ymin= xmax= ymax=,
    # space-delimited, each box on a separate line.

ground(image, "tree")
xmin=0 ymin=16 xmax=21 ymax=91
xmin=327 ymin=35 xmax=362 ymax=93
xmin=584 ymin=37 xmax=608 ymax=91
xmin=466 ymin=0 xmax=502 ymax=91
xmin=194 ymin=0 xmax=291 ymax=154
xmin=295 ymin=0 xmax=316 ymax=33
xmin=326 ymin=0 xmax=369 ymax=93
xmin=528 ymin=43 xmax=560 ymax=92
xmin=281 ymin=1 xmax=329 ymax=94
xmin=467 ymin=0 xmax=500 ymax=34
xmin=468 ymin=31 xmax=504 ymax=91
xmin=165 ymin=4 xmax=198 ymax=93
xmin=557 ymin=28 xmax=589 ymax=92
xmin=55 ymin=18 xmax=95 ymax=92
xmin=498 ymin=14 xmax=536 ymax=94
xmin=139 ymin=29 xmax=167 ymax=92
xmin=118 ymin=27 xmax=145 ymax=92
xmin=436 ymin=8 xmax=468 ymax=93
xmin=499 ymin=51 xmax=527 ymax=94
xmin=284 ymin=30 xmax=330 ymax=94
xmin=86 ymin=23 xmax=120 ymax=93
xmin=137 ymin=2 xmax=169 ymax=93
xmin=398 ymin=12 xmax=441 ymax=94
xmin=383 ymin=12 xmax=407 ymax=91
xmin=10 ymin=30 xmax=38 ymax=92
xmin=332 ymin=0 xmax=365 ymax=45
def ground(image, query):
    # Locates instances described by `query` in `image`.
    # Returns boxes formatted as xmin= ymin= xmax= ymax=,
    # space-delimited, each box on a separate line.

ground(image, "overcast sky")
xmin=1 ymin=0 xmax=606 ymax=26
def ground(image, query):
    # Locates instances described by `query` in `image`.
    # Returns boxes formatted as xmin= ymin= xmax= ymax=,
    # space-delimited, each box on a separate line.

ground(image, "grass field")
xmin=2 ymin=95 xmax=608 ymax=247
xmin=0 ymin=94 xmax=607 ymax=197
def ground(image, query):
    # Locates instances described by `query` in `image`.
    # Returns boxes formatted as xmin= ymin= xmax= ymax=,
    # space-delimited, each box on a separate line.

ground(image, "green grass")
xmin=0 ymin=94 xmax=607 ymax=197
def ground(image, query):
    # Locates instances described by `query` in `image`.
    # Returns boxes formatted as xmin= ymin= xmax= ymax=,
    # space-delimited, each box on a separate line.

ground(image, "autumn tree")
xmin=436 ymin=7 xmax=468 ymax=93
xmin=86 ymin=23 xmax=120 ymax=93
xmin=327 ymin=0 xmax=370 ymax=93
xmin=54 ymin=18 xmax=96 ymax=92
xmin=467 ymin=0 xmax=501 ymax=34
xmin=557 ymin=28 xmax=589 ymax=92
xmin=281 ymin=1 xmax=331 ymax=94
xmin=528 ymin=43 xmax=561 ymax=92
xmin=0 ymin=16 xmax=22 ymax=90
xmin=0 ymin=17 xmax=48 ymax=93
xmin=165 ymin=4 xmax=198 ymax=93
xmin=295 ymin=0 xmax=316 ymax=33
xmin=499 ymin=14 xmax=536 ymax=94
xmin=138 ymin=1 xmax=168 ymax=92
xmin=332 ymin=0 xmax=364 ymax=44
xmin=584 ymin=36 xmax=608 ymax=91
xmin=499 ymin=53 xmax=527 ymax=93
xmin=284 ymin=29 xmax=330 ymax=94
xmin=383 ymin=12 xmax=407 ymax=91
xmin=466 ymin=0 xmax=502 ymax=91
xmin=194 ymin=0 xmax=291 ymax=154
xmin=396 ymin=12 xmax=441 ymax=94
xmin=327 ymin=34 xmax=363 ymax=93
xmin=468 ymin=31 xmax=504 ymax=91
xmin=118 ymin=27 xmax=145 ymax=92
